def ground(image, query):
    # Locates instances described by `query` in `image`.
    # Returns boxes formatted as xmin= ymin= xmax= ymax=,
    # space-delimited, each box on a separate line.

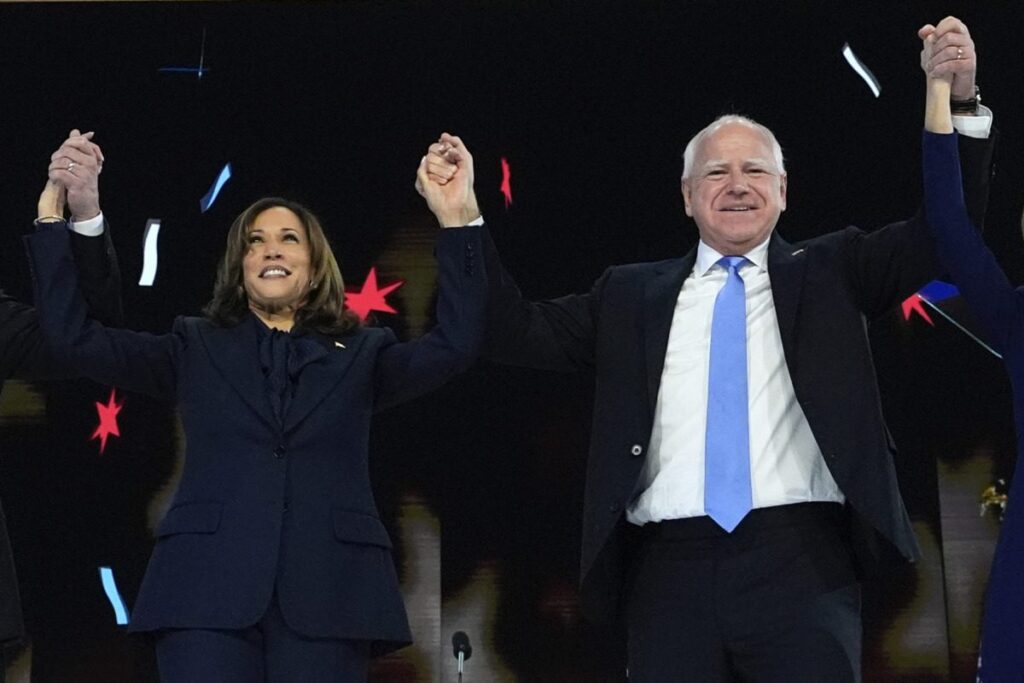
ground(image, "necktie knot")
xmin=719 ymin=255 xmax=747 ymax=274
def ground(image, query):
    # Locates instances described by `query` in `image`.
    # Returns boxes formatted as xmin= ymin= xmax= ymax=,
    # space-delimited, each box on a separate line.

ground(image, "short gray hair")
xmin=682 ymin=114 xmax=785 ymax=180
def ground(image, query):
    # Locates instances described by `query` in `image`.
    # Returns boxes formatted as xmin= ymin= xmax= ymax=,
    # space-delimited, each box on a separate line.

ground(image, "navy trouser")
xmin=155 ymin=592 xmax=370 ymax=683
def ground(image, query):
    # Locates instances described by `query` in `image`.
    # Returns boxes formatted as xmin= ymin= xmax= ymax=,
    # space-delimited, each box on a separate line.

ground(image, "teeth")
xmin=262 ymin=268 xmax=288 ymax=278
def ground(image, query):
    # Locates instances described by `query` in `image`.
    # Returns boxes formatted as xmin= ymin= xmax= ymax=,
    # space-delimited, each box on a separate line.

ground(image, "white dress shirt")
xmin=626 ymin=237 xmax=843 ymax=525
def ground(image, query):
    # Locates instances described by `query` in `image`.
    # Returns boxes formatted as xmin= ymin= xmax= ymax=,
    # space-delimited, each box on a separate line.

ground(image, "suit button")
xmin=283 ymin=502 xmax=289 ymax=513
xmin=630 ymin=444 xmax=643 ymax=457
xmin=609 ymin=502 xmax=621 ymax=513
xmin=274 ymin=445 xmax=286 ymax=458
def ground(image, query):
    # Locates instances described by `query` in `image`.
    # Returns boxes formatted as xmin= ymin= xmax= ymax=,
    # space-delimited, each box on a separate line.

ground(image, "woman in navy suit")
xmin=920 ymin=21 xmax=1023 ymax=682
xmin=27 ymin=184 xmax=486 ymax=681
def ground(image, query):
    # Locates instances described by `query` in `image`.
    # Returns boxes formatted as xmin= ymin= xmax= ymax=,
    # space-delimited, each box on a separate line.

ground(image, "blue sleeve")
xmin=923 ymin=130 xmax=1024 ymax=357
xmin=26 ymin=225 xmax=181 ymax=400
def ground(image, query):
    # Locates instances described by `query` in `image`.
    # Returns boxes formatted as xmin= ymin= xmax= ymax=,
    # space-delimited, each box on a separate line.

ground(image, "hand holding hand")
xmin=415 ymin=133 xmax=481 ymax=228
xmin=47 ymin=129 xmax=105 ymax=221
xmin=918 ymin=17 xmax=976 ymax=101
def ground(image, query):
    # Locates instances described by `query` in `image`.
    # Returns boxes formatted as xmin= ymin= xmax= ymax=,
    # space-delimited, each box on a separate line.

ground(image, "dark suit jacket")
xmin=0 ymin=225 xmax=122 ymax=644
xmin=483 ymin=134 xmax=995 ymax=624
xmin=26 ymin=223 xmax=485 ymax=655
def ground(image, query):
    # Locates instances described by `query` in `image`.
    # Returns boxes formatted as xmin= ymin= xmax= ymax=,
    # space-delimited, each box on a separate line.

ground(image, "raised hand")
xmin=415 ymin=133 xmax=481 ymax=228
xmin=47 ymin=129 xmax=104 ymax=221
xmin=918 ymin=16 xmax=976 ymax=101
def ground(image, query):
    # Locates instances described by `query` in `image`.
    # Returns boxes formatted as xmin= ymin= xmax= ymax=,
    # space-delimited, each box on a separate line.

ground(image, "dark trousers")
xmin=155 ymin=592 xmax=370 ymax=683
xmin=624 ymin=502 xmax=861 ymax=683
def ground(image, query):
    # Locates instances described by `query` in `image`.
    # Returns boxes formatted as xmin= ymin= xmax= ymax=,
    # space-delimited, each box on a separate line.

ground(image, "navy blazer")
xmin=483 ymin=134 xmax=995 ymax=624
xmin=27 ymin=224 xmax=486 ymax=654
xmin=0 ymin=225 xmax=121 ymax=645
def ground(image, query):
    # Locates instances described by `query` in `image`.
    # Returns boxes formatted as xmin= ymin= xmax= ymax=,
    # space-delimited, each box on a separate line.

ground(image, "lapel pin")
xmin=335 ymin=342 xmax=346 ymax=349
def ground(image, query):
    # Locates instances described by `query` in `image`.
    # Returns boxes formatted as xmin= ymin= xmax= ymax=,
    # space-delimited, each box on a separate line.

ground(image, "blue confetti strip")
xmin=98 ymin=566 xmax=130 ymax=625
xmin=157 ymin=66 xmax=210 ymax=78
xmin=200 ymin=163 xmax=232 ymax=213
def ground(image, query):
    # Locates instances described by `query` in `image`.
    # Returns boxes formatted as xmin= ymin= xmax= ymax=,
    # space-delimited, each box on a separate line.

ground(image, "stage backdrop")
xmin=1 ymin=2 xmax=1022 ymax=681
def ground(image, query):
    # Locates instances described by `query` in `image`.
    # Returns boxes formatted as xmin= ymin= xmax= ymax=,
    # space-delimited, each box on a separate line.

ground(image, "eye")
xmin=248 ymin=234 xmax=263 ymax=244
xmin=705 ymin=169 xmax=727 ymax=179
xmin=746 ymin=168 xmax=767 ymax=177
xmin=282 ymin=232 xmax=300 ymax=243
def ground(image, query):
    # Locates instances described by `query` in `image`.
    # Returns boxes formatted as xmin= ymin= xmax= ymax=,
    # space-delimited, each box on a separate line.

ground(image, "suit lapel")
xmin=766 ymin=233 xmax=808 ymax=362
xmin=282 ymin=331 xmax=364 ymax=434
xmin=643 ymin=251 xmax=694 ymax=416
xmin=196 ymin=321 xmax=278 ymax=431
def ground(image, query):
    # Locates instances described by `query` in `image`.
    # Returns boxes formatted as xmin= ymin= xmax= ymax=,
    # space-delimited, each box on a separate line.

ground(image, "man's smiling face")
xmin=683 ymin=122 xmax=787 ymax=255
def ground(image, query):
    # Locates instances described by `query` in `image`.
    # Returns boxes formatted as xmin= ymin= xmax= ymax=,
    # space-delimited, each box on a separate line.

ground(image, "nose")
xmin=726 ymin=170 xmax=749 ymax=194
xmin=263 ymin=245 xmax=282 ymax=259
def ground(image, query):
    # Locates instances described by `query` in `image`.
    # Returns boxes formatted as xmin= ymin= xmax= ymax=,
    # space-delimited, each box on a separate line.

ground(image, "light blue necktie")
xmin=704 ymin=256 xmax=752 ymax=532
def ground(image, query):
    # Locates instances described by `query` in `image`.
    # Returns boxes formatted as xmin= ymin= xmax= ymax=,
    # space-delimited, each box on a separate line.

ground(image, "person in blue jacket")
xmin=25 ymin=170 xmax=487 ymax=680
xmin=920 ymin=18 xmax=1023 ymax=683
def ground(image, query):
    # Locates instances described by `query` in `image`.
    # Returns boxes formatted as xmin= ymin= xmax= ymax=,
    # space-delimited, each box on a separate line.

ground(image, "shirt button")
xmin=274 ymin=445 xmax=286 ymax=458
xmin=630 ymin=444 xmax=643 ymax=457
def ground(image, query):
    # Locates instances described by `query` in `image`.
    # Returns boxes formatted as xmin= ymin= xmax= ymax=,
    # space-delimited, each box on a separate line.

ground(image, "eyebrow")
xmin=702 ymin=157 xmax=773 ymax=168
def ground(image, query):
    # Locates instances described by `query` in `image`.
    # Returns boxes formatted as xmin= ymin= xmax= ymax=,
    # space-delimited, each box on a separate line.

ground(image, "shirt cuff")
xmin=467 ymin=216 xmax=485 ymax=227
xmin=69 ymin=212 xmax=105 ymax=236
xmin=953 ymin=105 xmax=993 ymax=140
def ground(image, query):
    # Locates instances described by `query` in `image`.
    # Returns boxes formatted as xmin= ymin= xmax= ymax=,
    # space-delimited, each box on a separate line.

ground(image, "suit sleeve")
xmin=25 ymin=224 xmax=180 ymax=399
xmin=373 ymin=225 xmax=487 ymax=411
xmin=1 ymin=223 xmax=125 ymax=381
xmin=843 ymin=130 xmax=996 ymax=320
xmin=71 ymin=221 xmax=124 ymax=327
xmin=923 ymin=130 xmax=1024 ymax=359
xmin=479 ymin=226 xmax=601 ymax=372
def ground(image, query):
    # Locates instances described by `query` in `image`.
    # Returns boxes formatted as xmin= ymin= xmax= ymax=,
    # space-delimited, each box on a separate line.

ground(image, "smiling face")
xmin=242 ymin=206 xmax=312 ymax=320
xmin=682 ymin=122 xmax=787 ymax=255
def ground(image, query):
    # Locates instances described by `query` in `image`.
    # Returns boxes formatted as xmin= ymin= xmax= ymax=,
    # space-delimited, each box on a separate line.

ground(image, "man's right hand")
xmin=47 ymin=129 xmax=104 ymax=221
xmin=415 ymin=132 xmax=482 ymax=228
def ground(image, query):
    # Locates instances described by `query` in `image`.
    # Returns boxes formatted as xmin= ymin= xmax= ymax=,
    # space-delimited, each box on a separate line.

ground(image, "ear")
xmin=682 ymin=178 xmax=694 ymax=217
xmin=778 ymin=174 xmax=788 ymax=212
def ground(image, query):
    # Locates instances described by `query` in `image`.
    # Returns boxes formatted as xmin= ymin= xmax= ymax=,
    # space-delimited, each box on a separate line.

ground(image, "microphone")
xmin=452 ymin=631 xmax=472 ymax=680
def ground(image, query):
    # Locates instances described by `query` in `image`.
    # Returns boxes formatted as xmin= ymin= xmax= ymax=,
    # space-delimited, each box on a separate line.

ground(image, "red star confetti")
xmin=500 ymin=156 xmax=513 ymax=208
xmin=901 ymin=294 xmax=934 ymax=326
xmin=345 ymin=267 xmax=404 ymax=322
xmin=91 ymin=388 xmax=124 ymax=454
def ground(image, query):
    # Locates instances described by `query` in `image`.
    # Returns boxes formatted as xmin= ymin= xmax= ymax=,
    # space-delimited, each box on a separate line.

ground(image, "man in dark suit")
xmin=418 ymin=18 xmax=991 ymax=683
xmin=0 ymin=129 xmax=122 ymax=679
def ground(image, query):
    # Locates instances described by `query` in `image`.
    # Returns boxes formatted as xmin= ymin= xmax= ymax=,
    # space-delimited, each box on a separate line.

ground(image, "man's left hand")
xmin=48 ymin=129 xmax=104 ymax=221
xmin=918 ymin=16 xmax=977 ymax=101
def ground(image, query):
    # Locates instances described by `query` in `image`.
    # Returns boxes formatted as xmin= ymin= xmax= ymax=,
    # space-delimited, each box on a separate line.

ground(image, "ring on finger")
xmin=67 ymin=161 xmax=77 ymax=172
xmin=956 ymin=47 xmax=964 ymax=60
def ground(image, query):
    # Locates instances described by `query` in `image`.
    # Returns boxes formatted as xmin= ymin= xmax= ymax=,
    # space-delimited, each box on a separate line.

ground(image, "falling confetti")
xmin=345 ymin=267 xmax=404 ymax=321
xmin=841 ymin=43 xmax=881 ymax=98
xmin=138 ymin=219 xmax=162 ymax=287
xmin=200 ymin=163 xmax=232 ymax=213
xmin=91 ymin=388 xmax=124 ymax=454
xmin=98 ymin=566 xmax=130 ymax=625
xmin=500 ymin=156 xmax=513 ymax=208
